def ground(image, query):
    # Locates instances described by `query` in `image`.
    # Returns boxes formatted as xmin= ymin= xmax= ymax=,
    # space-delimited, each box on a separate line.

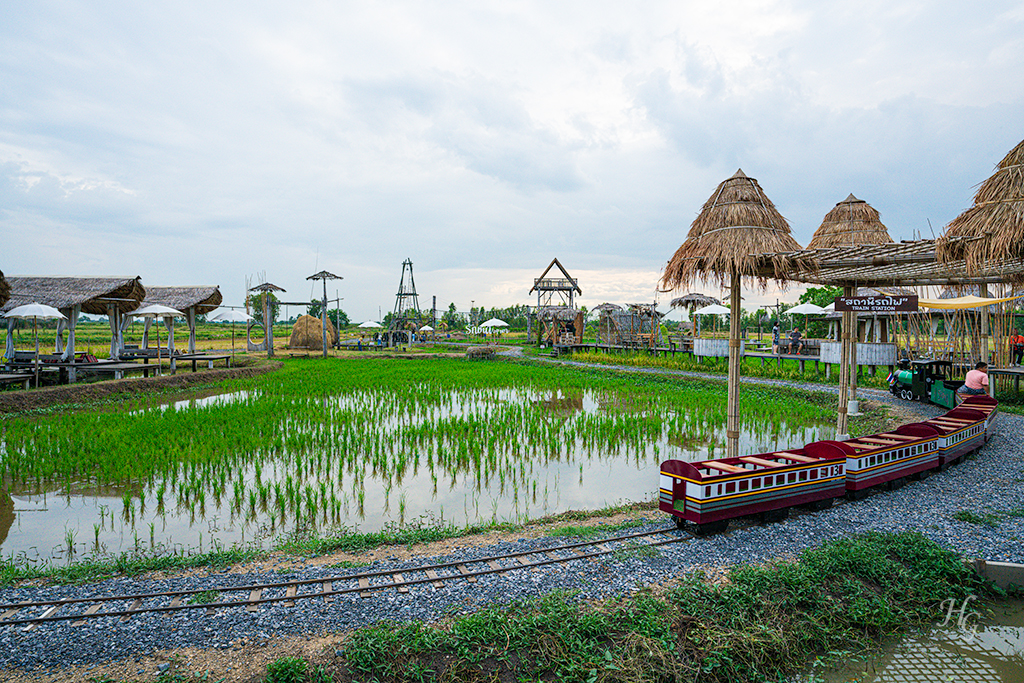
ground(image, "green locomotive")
xmin=887 ymin=359 xmax=963 ymax=409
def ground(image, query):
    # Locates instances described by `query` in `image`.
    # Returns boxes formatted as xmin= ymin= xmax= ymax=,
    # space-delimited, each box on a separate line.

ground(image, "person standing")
xmin=772 ymin=321 xmax=780 ymax=355
xmin=1011 ymin=333 xmax=1024 ymax=365
xmin=959 ymin=361 xmax=989 ymax=395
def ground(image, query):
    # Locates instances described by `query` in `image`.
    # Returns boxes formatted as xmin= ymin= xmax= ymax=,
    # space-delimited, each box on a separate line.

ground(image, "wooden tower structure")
xmin=529 ymin=258 xmax=582 ymax=345
xmin=388 ymin=258 xmax=422 ymax=345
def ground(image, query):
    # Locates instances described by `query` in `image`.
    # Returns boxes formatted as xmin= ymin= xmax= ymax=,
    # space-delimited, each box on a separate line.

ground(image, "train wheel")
xmin=694 ymin=520 xmax=729 ymax=535
xmin=913 ymin=470 xmax=931 ymax=481
xmin=804 ymin=497 xmax=833 ymax=511
xmin=846 ymin=489 xmax=869 ymax=501
xmin=674 ymin=516 xmax=686 ymax=531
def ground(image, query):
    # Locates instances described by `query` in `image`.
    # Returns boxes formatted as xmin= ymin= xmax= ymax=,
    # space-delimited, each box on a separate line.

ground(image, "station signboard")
xmin=834 ymin=295 xmax=918 ymax=313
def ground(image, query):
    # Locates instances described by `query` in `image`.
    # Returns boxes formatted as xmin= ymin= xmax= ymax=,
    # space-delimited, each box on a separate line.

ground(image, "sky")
xmin=2 ymin=1 xmax=1023 ymax=323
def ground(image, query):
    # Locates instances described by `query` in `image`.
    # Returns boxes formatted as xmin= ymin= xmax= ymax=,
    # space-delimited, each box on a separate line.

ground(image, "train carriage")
xmin=660 ymin=441 xmax=847 ymax=534
xmin=660 ymin=396 xmax=998 ymax=534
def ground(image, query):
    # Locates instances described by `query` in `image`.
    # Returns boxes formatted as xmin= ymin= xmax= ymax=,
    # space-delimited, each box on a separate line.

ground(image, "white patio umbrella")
xmin=132 ymin=304 xmax=184 ymax=375
xmin=693 ymin=304 xmax=730 ymax=316
xmin=419 ymin=325 xmax=434 ymax=332
xmin=358 ymin=321 xmax=382 ymax=329
xmin=3 ymin=303 xmax=67 ymax=388
xmin=480 ymin=318 xmax=509 ymax=327
xmin=209 ymin=309 xmax=254 ymax=357
xmin=786 ymin=302 xmax=826 ymax=315
xmin=823 ymin=302 xmax=836 ymax=312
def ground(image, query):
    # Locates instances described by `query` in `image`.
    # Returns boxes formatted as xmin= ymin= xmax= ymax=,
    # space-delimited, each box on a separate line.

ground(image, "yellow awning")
xmin=917 ymin=294 xmax=1024 ymax=310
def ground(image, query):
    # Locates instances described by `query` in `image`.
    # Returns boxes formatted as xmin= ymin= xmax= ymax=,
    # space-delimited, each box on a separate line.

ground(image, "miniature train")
xmin=888 ymin=359 xmax=969 ymax=409
xmin=659 ymin=394 xmax=998 ymax=534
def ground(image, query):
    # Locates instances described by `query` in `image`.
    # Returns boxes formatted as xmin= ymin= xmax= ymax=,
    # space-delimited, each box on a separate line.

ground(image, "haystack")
xmin=938 ymin=138 xmax=1024 ymax=274
xmin=807 ymin=194 xmax=894 ymax=249
xmin=289 ymin=314 xmax=338 ymax=350
xmin=660 ymin=169 xmax=801 ymax=458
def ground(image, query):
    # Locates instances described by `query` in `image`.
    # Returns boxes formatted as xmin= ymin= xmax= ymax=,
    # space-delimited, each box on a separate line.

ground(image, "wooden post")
xmin=849 ymin=312 xmax=859 ymax=413
xmin=726 ymin=270 xmax=742 ymax=459
xmin=263 ymin=292 xmax=274 ymax=358
xmin=837 ymin=285 xmax=853 ymax=438
xmin=980 ymin=283 xmax=990 ymax=363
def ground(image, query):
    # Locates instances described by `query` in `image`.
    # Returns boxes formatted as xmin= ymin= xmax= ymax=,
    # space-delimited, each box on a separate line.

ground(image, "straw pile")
xmin=661 ymin=169 xmax=802 ymax=290
xmin=807 ymin=194 xmax=894 ymax=248
xmin=938 ymin=138 xmax=1024 ymax=272
xmin=0 ymin=270 xmax=9 ymax=309
xmin=288 ymin=314 xmax=338 ymax=350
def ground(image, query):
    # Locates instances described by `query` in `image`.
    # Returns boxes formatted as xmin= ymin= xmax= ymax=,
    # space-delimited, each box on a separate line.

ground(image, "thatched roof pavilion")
xmin=592 ymin=303 xmax=623 ymax=313
xmin=661 ymin=169 xmax=801 ymax=458
xmin=138 ymin=286 xmax=223 ymax=354
xmin=938 ymin=138 xmax=1024 ymax=274
xmin=669 ymin=293 xmax=721 ymax=309
xmin=0 ymin=270 xmax=10 ymax=309
xmin=807 ymin=194 xmax=894 ymax=249
xmin=1 ymin=276 xmax=145 ymax=362
xmin=0 ymin=276 xmax=145 ymax=315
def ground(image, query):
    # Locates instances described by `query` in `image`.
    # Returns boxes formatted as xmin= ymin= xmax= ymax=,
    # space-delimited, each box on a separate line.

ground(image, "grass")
xmin=240 ymin=532 xmax=999 ymax=683
xmin=951 ymin=507 xmax=1024 ymax=527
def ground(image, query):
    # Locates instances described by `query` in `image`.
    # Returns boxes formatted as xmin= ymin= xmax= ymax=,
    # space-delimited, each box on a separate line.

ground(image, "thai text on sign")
xmin=834 ymin=295 xmax=918 ymax=313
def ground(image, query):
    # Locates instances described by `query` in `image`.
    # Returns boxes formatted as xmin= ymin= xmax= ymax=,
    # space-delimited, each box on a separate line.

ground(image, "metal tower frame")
xmin=388 ymin=258 xmax=422 ymax=345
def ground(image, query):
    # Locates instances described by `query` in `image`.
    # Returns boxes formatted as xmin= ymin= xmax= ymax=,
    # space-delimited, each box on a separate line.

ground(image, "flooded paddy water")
xmin=0 ymin=358 xmax=834 ymax=565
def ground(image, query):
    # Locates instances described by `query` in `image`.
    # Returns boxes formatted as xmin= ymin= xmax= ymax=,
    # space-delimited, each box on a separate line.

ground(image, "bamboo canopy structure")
xmin=661 ymin=169 xmax=802 ymax=458
xmin=807 ymin=194 xmax=895 ymax=249
xmin=938 ymin=138 xmax=1024 ymax=278
xmin=1 ymin=276 xmax=145 ymax=361
xmin=140 ymin=286 xmax=223 ymax=354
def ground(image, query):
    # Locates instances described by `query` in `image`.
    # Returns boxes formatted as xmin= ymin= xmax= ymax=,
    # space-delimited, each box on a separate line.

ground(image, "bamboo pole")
xmin=836 ymin=284 xmax=853 ymax=438
xmin=726 ymin=270 xmax=742 ymax=458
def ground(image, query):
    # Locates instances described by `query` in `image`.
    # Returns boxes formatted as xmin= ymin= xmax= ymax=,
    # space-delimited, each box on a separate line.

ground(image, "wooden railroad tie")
xmin=358 ymin=576 xmax=372 ymax=598
xmin=283 ymin=585 xmax=297 ymax=606
xmin=457 ymin=564 xmax=477 ymax=583
xmin=247 ymin=588 xmax=262 ymax=612
xmin=425 ymin=569 xmax=445 ymax=589
xmin=392 ymin=573 xmax=409 ymax=594
xmin=72 ymin=604 xmax=102 ymax=627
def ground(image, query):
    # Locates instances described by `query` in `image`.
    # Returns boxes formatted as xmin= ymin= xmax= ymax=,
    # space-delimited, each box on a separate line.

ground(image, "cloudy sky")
xmin=2 ymin=1 xmax=1023 ymax=321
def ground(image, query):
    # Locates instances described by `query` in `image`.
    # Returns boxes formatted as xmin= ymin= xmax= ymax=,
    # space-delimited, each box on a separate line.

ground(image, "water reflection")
xmin=1 ymin=386 xmax=832 ymax=564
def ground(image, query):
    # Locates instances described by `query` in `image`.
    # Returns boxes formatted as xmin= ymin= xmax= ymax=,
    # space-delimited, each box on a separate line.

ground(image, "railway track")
xmin=0 ymin=526 xmax=690 ymax=630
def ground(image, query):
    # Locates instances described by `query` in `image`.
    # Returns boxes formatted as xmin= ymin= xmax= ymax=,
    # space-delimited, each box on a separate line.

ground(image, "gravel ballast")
xmin=1 ymin=370 xmax=1021 ymax=673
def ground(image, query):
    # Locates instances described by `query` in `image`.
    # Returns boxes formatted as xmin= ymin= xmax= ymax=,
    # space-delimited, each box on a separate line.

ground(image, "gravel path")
xmin=1 ymin=361 xmax=1021 ymax=673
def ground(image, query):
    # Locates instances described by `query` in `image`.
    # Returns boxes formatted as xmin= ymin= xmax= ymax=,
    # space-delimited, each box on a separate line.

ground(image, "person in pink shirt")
xmin=960 ymin=361 xmax=989 ymax=395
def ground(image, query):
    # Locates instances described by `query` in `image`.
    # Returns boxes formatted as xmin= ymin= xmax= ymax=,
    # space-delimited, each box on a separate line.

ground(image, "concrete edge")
xmin=965 ymin=558 xmax=1024 ymax=591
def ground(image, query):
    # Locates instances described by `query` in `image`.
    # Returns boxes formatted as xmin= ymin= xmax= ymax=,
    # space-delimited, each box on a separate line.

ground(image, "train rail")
xmin=0 ymin=526 xmax=690 ymax=630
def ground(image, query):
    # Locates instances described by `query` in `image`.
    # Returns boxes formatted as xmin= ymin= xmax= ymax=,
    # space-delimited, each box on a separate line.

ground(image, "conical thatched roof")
xmin=0 ymin=270 xmax=10 ymax=309
xmin=141 ymin=286 xmax=223 ymax=315
xmin=669 ymin=293 xmax=721 ymax=309
xmin=661 ymin=169 xmax=802 ymax=290
xmin=592 ymin=303 xmax=622 ymax=313
xmin=807 ymin=194 xmax=894 ymax=249
xmin=937 ymin=138 xmax=1024 ymax=271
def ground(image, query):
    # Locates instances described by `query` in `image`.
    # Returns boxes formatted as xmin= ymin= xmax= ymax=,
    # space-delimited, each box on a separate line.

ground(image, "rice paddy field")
xmin=0 ymin=357 xmax=836 ymax=566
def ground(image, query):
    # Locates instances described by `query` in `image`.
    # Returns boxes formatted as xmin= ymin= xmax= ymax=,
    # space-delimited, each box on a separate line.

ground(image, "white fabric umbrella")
xmin=3 ymin=303 xmax=68 ymax=388
xmin=480 ymin=318 xmax=509 ymax=327
xmin=419 ymin=325 xmax=434 ymax=332
xmin=823 ymin=302 xmax=836 ymax=312
xmin=358 ymin=321 xmax=382 ymax=328
xmin=693 ymin=304 xmax=730 ymax=316
xmin=208 ymin=309 xmax=254 ymax=356
xmin=787 ymin=302 xmax=826 ymax=315
xmin=131 ymin=305 xmax=184 ymax=374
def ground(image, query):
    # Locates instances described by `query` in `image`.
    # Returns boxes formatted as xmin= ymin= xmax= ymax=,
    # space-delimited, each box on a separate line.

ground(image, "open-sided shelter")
xmin=138 ymin=286 xmax=222 ymax=354
xmin=661 ymin=169 xmax=802 ymax=457
xmin=1 ymin=276 xmax=145 ymax=363
xmin=0 ymin=271 xmax=10 ymax=309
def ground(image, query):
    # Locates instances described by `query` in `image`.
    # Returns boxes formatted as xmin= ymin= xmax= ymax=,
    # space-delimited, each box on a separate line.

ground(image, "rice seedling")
xmin=0 ymin=357 xmax=833 ymax=565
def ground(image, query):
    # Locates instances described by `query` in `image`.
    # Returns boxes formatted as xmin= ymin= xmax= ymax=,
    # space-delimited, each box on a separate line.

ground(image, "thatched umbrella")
xmin=938 ymin=138 xmax=1024 ymax=276
xmin=661 ymin=169 xmax=801 ymax=457
xmin=807 ymin=194 xmax=894 ymax=249
xmin=807 ymin=194 xmax=894 ymax=416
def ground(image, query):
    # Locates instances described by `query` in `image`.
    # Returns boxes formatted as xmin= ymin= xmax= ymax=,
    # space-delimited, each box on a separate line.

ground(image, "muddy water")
xmin=810 ymin=599 xmax=1024 ymax=682
xmin=0 ymin=387 xmax=832 ymax=565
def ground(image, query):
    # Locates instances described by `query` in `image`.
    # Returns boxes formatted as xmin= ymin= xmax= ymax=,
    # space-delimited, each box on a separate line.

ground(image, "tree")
xmin=245 ymin=292 xmax=281 ymax=327
xmin=307 ymin=303 xmax=350 ymax=326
